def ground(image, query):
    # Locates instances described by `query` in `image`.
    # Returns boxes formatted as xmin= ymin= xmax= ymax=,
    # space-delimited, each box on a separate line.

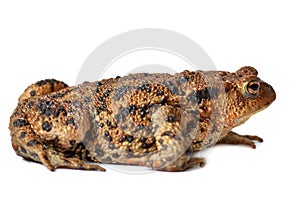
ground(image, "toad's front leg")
xmin=217 ymin=131 xmax=263 ymax=149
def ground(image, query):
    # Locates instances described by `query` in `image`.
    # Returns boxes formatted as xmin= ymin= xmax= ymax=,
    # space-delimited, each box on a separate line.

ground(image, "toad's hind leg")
xmin=18 ymin=79 xmax=69 ymax=101
xmin=10 ymin=112 xmax=105 ymax=171
xmin=45 ymin=149 xmax=106 ymax=171
xmin=217 ymin=131 xmax=263 ymax=149
xmin=10 ymin=108 xmax=56 ymax=171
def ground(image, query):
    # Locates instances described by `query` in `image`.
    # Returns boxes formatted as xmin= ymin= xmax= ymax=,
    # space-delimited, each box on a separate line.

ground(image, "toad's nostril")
xmin=265 ymin=83 xmax=270 ymax=88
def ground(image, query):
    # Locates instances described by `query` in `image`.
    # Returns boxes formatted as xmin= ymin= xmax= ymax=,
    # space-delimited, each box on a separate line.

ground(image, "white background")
xmin=0 ymin=1 xmax=299 ymax=200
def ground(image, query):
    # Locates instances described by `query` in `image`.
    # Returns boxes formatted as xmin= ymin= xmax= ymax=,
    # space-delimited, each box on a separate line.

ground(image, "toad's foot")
xmin=217 ymin=131 xmax=263 ymax=149
xmin=47 ymin=152 xmax=106 ymax=171
xmin=14 ymin=139 xmax=106 ymax=171
xmin=123 ymin=154 xmax=206 ymax=172
xmin=156 ymin=156 xmax=206 ymax=172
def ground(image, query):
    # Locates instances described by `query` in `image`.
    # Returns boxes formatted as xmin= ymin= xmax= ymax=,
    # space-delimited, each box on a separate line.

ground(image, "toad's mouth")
xmin=235 ymin=105 xmax=270 ymax=126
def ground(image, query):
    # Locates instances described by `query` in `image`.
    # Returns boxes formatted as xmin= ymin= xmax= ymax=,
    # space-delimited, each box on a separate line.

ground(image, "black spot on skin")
xmin=27 ymin=139 xmax=38 ymax=147
xmin=120 ymin=125 xmax=127 ymax=130
xmin=185 ymin=148 xmax=193 ymax=155
xmin=166 ymin=116 xmax=176 ymax=122
xmin=104 ymin=131 xmax=112 ymax=142
xmin=187 ymin=91 xmax=202 ymax=104
xmin=105 ymin=157 xmax=112 ymax=162
xmin=140 ymin=104 xmax=150 ymax=118
xmin=69 ymin=140 xmax=76 ymax=146
xmin=140 ymin=137 xmax=147 ymax=143
xmin=114 ymin=86 xmax=132 ymax=100
xmin=96 ymin=81 xmax=103 ymax=86
xmin=30 ymin=90 xmax=36 ymax=96
xmin=176 ymin=90 xmax=185 ymax=96
xmin=31 ymin=153 xmax=38 ymax=159
xmin=119 ymin=135 xmax=127 ymax=143
xmin=192 ymin=140 xmax=202 ymax=145
xmin=112 ymin=153 xmax=119 ymax=158
xmin=20 ymin=132 xmax=27 ymax=139
xmin=64 ymin=100 xmax=72 ymax=104
xmin=109 ymin=143 xmax=115 ymax=150
xmin=41 ymin=139 xmax=48 ymax=149
xmin=159 ymin=97 xmax=167 ymax=105
xmin=126 ymin=150 xmax=133 ymax=158
xmin=128 ymin=105 xmax=138 ymax=114
xmin=142 ymin=143 xmax=148 ymax=149
xmin=52 ymin=93 xmax=65 ymax=98
xmin=187 ymin=88 xmax=219 ymax=104
xmin=95 ymin=144 xmax=104 ymax=157
xmin=211 ymin=125 xmax=217 ymax=133
xmin=84 ymin=96 xmax=91 ymax=103
xmin=126 ymin=146 xmax=132 ymax=152
xmin=27 ymin=101 xmax=35 ymax=108
xmin=49 ymin=79 xmax=55 ymax=91
xmin=168 ymin=86 xmax=178 ymax=94
xmin=140 ymin=110 xmax=147 ymax=118
xmin=119 ymin=107 xmax=129 ymax=116
xmin=53 ymin=106 xmax=66 ymax=117
xmin=162 ymin=131 xmax=175 ymax=137
xmin=36 ymin=100 xmax=54 ymax=116
xmin=179 ymin=75 xmax=190 ymax=83
xmin=158 ymin=138 xmax=164 ymax=144
xmin=73 ymin=101 xmax=83 ymax=109
xmin=142 ymin=141 xmax=155 ymax=149
xmin=13 ymin=119 xmax=28 ymax=127
xmin=156 ymin=90 xmax=164 ymax=96
xmin=36 ymin=80 xmax=47 ymax=86
xmin=126 ymin=135 xmax=134 ymax=143
xmin=20 ymin=146 xmax=27 ymax=154
xmin=119 ymin=134 xmax=134 ymax=143
xmin=98 ymin=96 xmax=104 ymax=102
xmin=42 ymin=121 xmax=53 ymax=132
xmin=67 ymin=118 xmax=76 ymax=126
xmin=103 ymin=89 xmax=111 ymax=98
xmin=94 ymin=87 xmax=100 ymax=94
xmin=114 ymin=114 xmax=122 ymax=124
xmin=99 ymin=123 xmax=104 ymax=128
xmin=106 ymin=120 xmax=111 ymax=127
xmin=138 ymin=83 xmax=151 ymax=93
xmin=96 ymin=103 xmax=107 ymax=114
xmin=54 ymin=136 xmax=60 ymax=143
xmin=164 ymin=81 xmax=173 ymax=87
xmin=134 ymin=125 xmax=144 ymax=132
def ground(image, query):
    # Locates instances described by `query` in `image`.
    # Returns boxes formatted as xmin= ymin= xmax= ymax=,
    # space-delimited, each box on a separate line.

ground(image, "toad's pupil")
xmin=249 ymin=83 xmax=259 ymax=91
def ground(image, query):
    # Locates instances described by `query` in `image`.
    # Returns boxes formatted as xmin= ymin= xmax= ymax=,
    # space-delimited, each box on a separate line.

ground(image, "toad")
xmin=9 ymin=66 xmax=276 ymax=171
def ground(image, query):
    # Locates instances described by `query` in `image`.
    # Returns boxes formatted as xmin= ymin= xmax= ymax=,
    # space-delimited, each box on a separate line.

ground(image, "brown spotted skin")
xmin=9 ymin=66 xmax=276 ymax=171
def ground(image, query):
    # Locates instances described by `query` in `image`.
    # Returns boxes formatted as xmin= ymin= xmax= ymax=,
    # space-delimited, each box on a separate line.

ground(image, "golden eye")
xmin=246 ymin=80 xmax=260 ymax=95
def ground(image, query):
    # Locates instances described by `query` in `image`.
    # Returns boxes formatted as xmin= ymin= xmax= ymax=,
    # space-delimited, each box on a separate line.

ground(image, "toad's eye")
xmin=246 ymin=80 xmax=260 ymax=95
